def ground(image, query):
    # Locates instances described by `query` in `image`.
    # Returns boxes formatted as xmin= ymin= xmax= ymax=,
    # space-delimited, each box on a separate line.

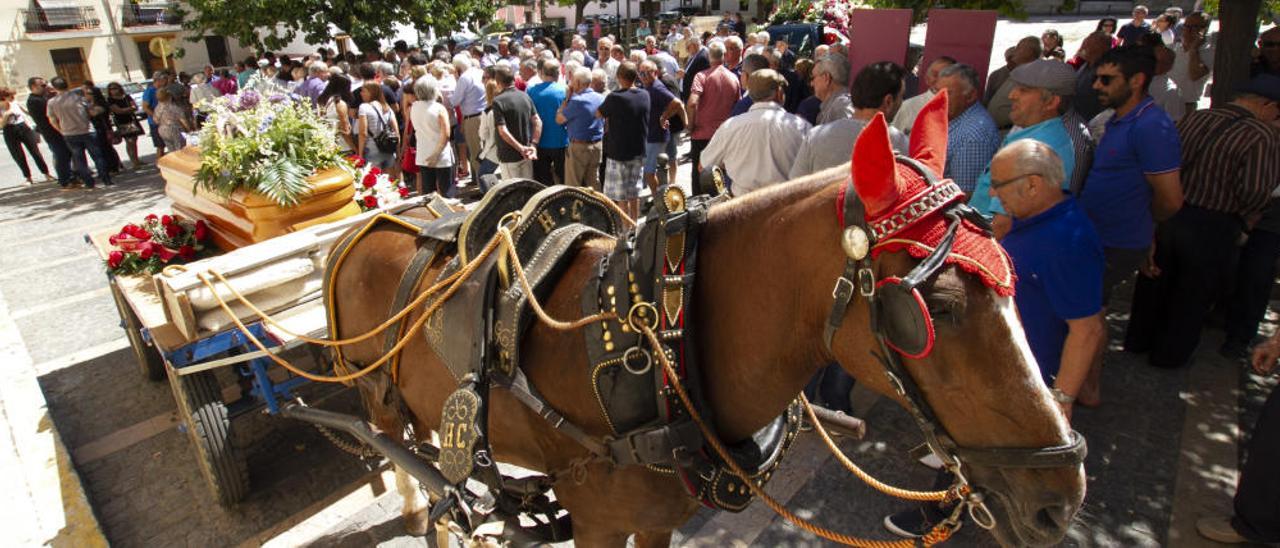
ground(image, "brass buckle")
xmin=627 ymin=301 xmax=659 ymax=332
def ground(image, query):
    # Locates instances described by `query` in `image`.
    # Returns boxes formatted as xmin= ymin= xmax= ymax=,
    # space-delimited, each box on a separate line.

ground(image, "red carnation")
xmin=194 ymin=220 xmax=209 ymax=241
xmin=179 ymin=245 xmax=196 ymax=260
xmin=157 ymin=246 xmax=178 ymax=262
xmin=139 ymin=244 xmax=154 ymax=260
xmin=369 ymin=166 xmax=382 ymax=175
xmin=362 ymin=172 xmax=377 ymax=188
xmin=108 ymin=234 xmax=119 ymax=246
xmin=349 ymin=155 xmax=366 ymax=168
xmin=398 ymin=187 xmax=410 ymax=198
xmin=165 ymin=223 xmax=182 ymax=238
xmin=161 ymin=215 xmax=173 ymax=226
xmin=108 ymin=251 xmax=124 ymax=269
xmin=363 ymin=195 xmax=379 ymax=209
xmin=144 ymin=214 xmax=158 ymax=223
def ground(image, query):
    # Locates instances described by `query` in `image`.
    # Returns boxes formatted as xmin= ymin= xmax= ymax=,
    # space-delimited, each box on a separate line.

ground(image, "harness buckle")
xmin=857 ymin=268 xmax=876 ymax=297
xmin=831 ymin=276 xmax=854 ymax=300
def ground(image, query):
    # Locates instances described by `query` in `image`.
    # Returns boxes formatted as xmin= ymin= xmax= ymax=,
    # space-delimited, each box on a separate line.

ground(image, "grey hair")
xmin=541 ymin=58 xmax=560 ymax=80
xmin=308 ymin=61 xmax=328 ymax=76
xmin=996 ymin=139 xmax=1065 ymax=189
xmin=570 ymin=50 xmax=585 ymax=64
xmin=572 ymin=67 xmax=592 ymax=87
xmin=817 ymin=53 xmax=851 ymax=86
xmin=590 ymin=68 xmax=607 ymax=85
xmin=725 ymin=36 xmax=743 ymax=50
xmin=451 ymin=53 xmax=473 ymax=73
xmin=938 ymin=63 xmax=981 ymax=94
xmin=414 ymin=76 xmax=439 ymax=103
xmin=708 ymin=41 xmax=726 ymax=62
xmin=374 ymin=61 xmax=394 ymax=76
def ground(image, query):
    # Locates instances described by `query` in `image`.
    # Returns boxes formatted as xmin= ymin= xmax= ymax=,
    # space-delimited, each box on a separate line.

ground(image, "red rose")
xmin=362 ymin=172 xmax=377 ymax=188
xmin=165 ymin=223 xmax=182 ymax=238
xmin=157 ymin=246 xmax=178 ymax=262
xmin=108 ymin=234 xmax=119 ymax=246
xmin=108 ymin=251 xmax=124 ymax=269
xmin=363 ymin=195 xmax=379 ymax=209
xmin=139 ymin=244 xmax=154 ymax=260
xmin=179 ymin=245 xmax=195 ymax=260
xmin=144 ymin=214 xmax=158 ymax=223
xmin=194 ymin=220 xmax=209 ymax=241
xmin=398 ymin=187 xmax=410 ymax=198
xmin=349 ymin=155 xmax=366 ymax=168
xmin=161 ymin=215 xmax=173 ymax=226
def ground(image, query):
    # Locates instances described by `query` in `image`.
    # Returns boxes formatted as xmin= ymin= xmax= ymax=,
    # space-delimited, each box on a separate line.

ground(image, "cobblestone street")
xmin=0 ymin=14 xmax=1275 ymax=548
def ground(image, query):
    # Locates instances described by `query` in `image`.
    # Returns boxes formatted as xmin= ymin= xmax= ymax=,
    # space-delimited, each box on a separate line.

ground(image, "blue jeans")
xmin=36 ymin=127 xmax=72 ymax=184
xmin=64 ymin=132 xmax=111 ymax=186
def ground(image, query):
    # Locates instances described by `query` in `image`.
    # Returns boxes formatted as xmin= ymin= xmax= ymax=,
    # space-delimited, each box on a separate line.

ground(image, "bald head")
xmin=988 ymin=139 xmax=1066 ymax=219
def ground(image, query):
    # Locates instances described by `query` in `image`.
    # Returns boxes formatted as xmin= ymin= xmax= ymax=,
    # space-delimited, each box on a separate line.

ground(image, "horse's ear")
xmin=909 ymin=89 xmax=949 ymax=176
xmin=851 ymin=112 xmax=900 ymax=218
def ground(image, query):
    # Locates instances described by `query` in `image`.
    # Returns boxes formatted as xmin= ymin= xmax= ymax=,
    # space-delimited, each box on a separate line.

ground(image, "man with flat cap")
xmin=1126 ymin=73 xmax=1280 ymax=369
xmin=700 ymin=68 xmax=811 ymax=195
xmin=970 ymin=59 xmax=1081 ymax=239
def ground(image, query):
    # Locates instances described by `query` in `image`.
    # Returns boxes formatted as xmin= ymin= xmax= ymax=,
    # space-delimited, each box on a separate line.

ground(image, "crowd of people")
xmin=1 ymin=6 xmax=1277 ymax=543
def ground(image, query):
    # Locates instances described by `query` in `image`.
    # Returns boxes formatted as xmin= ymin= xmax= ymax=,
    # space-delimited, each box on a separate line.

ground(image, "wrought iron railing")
xmin=121 ymin=2 xmax=183 ymax=27
xmin=22 ymin=6 xmax=101 ymax=33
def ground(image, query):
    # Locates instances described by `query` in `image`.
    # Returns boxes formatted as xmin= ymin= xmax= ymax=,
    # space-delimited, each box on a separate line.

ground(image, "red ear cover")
xmin=908 ymin=89 xmax=950 ymax=177
xmin=850 ymin=112 xmax=900 ymax=218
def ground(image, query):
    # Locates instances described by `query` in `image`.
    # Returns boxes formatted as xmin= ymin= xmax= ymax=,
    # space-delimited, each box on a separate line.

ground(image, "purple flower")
xmin=268 ymin=93 xmax=288 ymax=103
xmin=238 ymin=90 xmax=261 ymax=110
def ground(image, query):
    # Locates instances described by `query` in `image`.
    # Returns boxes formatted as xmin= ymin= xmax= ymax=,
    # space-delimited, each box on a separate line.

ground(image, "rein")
xmin=823 ymin=157 xmax=1088 ymax=529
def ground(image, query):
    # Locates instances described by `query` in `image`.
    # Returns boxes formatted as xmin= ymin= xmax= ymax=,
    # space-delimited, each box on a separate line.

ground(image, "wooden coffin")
xmin=158 ymin=147 xmax=361 ymax=251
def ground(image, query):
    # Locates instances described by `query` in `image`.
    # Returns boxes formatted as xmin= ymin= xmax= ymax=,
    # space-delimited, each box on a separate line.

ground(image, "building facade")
xmin=0 ymin=0 xmax=251 ymax=94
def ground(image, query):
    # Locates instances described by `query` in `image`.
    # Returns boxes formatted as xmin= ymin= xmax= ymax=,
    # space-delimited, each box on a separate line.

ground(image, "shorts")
xmin=1102 ymin=246 xmax=1148 ymax=307
xmin=642 ymin=133 xmax=679 ymax=175
xmin=604 ymin=157 xmax=644 ymax=200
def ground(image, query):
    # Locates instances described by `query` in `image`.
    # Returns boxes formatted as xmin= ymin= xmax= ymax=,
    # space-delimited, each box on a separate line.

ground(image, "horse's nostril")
xmin=1034 ymin=504 xmax=1072 ymax=533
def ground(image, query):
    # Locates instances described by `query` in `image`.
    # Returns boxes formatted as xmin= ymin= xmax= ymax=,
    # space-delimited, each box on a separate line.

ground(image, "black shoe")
xmin=884 ymin=503 xmax=958 ymax=538
xmin=102 ymin=179 xmax=114 ymax=187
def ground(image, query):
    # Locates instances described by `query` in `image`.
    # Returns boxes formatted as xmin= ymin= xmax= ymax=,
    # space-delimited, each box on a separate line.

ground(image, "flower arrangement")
xmin=768 ymin=0 xmax=856 ymax=42
xmin=106 ymin=214 xmax=211 ymax=275
xmin=193 ymin=90 xmax=353 ymax=208
xmin=350 ymin=156 xmax=411 ymax=211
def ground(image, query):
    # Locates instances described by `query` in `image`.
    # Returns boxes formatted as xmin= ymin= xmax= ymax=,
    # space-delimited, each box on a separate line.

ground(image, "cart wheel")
xmin=109 ymin=281 xmax=165 ymax=381
xmin=170 ymin=369 xmax=249 ymax=507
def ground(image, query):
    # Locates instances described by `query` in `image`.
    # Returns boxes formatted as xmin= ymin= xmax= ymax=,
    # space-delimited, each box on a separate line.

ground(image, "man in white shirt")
xmin=1170 ymin=11 xmax=1213 ymax=115
xmin=700 ymin=69 xmax=811 ymax=195
xmin=893 ymin=56 xmax=956 ymax=134
xmin=453 ymin=53 xmax=488 ymax=186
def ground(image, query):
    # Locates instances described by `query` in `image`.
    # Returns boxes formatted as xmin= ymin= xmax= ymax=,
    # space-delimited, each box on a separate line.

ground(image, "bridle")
xmin=822 ymin=156 xmax=1088 ymax=529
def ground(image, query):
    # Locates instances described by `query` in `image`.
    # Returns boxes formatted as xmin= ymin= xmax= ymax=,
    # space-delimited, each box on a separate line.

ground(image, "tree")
xmin=176 ymin=0 xmax=497 ymax=54
xmin=862 ymin=0 xmax=1027 ymax=24
xmin=1203 ymin=0 xmax=1268 ymax=107
xmin=556 ymin=0 xmax=614 ymax=28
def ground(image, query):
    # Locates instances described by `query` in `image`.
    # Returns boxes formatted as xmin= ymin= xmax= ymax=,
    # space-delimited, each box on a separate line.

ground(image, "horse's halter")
xmin=823 ymin=157 xmax=1088 ymax=528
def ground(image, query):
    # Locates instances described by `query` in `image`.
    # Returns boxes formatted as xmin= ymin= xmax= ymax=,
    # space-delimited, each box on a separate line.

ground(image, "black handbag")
xmin=372 ymin=108 xmax=399 ymax=153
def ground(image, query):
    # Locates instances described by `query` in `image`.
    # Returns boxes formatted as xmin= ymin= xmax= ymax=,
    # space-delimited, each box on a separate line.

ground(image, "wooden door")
xmin=49 ymin=48 xmax=89 ymax=87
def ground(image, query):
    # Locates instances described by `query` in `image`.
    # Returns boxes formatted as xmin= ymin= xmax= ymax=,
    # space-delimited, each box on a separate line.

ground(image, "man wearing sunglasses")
xmin=1170 ymin=11 xmax=1213 ymax=115
xmin=1076 ymin=45 xmax=1182 ymax=404
xmin=1251 ymin=27 xmax=1280 ymax=77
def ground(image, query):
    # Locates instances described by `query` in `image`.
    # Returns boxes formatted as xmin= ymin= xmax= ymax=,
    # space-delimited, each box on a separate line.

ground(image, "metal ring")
xmin=497 ymin=211 xmax=523 ymax=230
xmin=162 ymin=264 xmax=189 ymax=277
xmin=627 ymin=301 xmax=659 ymax=332
xmin=622 ymin=346 xmax=652 ymax=375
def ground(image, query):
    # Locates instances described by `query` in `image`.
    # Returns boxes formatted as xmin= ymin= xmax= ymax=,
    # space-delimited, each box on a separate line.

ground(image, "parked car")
xmin=657 ymin=7 xmax=704 ymax=20
xmin=767 ymin=23 xmax=825 ymax=59
xmin=512 ymin=24 xmax=563 ymax=49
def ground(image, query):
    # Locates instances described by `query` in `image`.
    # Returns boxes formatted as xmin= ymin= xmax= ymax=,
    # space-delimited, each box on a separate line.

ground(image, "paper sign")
xmin=848 ymin=9 xmax=914 ymax=83
xmin=918 ymin=9 xmax=998 ymax=95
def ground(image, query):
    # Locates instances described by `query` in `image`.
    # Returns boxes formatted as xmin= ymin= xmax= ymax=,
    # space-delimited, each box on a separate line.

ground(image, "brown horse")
xmin=328 ymin=94 xmax=1085 ymax=547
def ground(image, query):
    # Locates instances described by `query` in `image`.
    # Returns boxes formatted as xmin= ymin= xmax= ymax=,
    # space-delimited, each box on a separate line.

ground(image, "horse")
xmin=327 ymin=91 xmax=1086 ymax=547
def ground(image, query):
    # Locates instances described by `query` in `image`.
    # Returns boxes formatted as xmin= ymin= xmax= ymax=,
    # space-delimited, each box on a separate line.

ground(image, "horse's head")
xmin=829 ymin=90 xmax=1085 ymax=546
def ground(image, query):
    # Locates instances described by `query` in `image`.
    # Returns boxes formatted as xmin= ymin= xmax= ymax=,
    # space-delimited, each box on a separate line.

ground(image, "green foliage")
xmin=1202 ymin=0 xmax=1280 ymax=24
xmin=193 ymin=86 xmax=352 ymax=208
xmin=861 ymin=0 xmax=1027 ymax=24
xmin=175 ymin=0 xmax=498 ymax=52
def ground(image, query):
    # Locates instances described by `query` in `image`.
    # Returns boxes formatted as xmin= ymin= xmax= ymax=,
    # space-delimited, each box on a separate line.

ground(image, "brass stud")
xmin=610 ymin=295 xmax=617 ymax=306
xmin=603 ymin=330 xmax=612 ymax=342
xmin=607 ymin=286 xmax=616 ymax=296
xmin=621 ymin=324 xmax=631 ymax=333
xmin=630 ymin=283 xmax=640 ymax=294
xmin=628 ymin=272 xmax=635 ymax=282
xmin=637 ymin=307 xmax=647 ymax=317
xmin=560 ymin=207 xmax=567 ymax=215
xmin=605 ymin=341 xmax=615 ymax=352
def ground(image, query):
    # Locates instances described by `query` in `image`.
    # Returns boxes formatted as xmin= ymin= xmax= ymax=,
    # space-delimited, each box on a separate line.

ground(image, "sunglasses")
xmin=990 ymin=173 xmax=1038 ymax=191
xmin=1094 ymin=74 xmax=1120 ymax=85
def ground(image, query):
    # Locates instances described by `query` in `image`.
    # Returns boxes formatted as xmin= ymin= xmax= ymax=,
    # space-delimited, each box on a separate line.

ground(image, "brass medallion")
xmin=664 ymin=186 xmax=687 ymax=213
xmin=438 ymin=386 xmax=482 ymax=484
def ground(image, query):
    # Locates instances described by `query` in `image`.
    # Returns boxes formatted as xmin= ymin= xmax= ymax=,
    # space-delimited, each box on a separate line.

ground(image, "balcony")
xmin=22 ymin=5 xmax=100 ymax=33
xmin=121 ymin=2 xmax=183 ymax=27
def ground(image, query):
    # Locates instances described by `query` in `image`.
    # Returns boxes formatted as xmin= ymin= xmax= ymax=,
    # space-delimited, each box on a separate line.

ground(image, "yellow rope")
xmin=799 ymin=395 xmax=950 ymax=502
xmin=636 ymin=322 xmax=957 ymax=547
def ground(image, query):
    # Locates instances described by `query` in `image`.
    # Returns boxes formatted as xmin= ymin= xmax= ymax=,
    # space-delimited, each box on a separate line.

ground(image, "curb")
xmin=0 ymin=286 xmax=108 ymax=546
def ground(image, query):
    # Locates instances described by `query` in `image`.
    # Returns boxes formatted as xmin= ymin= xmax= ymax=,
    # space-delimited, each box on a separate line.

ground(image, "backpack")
xmin=371 ymin=105 xmax=399 ymax=153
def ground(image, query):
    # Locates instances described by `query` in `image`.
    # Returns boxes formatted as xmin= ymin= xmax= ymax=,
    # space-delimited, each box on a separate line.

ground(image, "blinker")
xmin=875 ymin=277 xmax=937 ymax=359
xmin=841 ymin=226 xmax=870 ymax=261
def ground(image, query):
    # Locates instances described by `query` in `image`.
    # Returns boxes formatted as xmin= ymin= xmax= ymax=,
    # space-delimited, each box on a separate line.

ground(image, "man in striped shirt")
xmin=1125 ymin=74 xmax=1280 ymax=369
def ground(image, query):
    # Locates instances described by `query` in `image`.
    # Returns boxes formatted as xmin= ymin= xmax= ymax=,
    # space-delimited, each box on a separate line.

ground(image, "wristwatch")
xmin=1050 ymin=388 xmax=1075 ymax=404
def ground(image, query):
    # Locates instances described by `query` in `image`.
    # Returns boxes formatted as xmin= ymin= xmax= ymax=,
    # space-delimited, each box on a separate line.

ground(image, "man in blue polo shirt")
xmin=990 ymin=140 xmax=1106 ymax=420
xmin=528 ymin=59 xmax=569 ymax=186
xmin=1076 ymin=45 xmax=1182 ymax=403
xmin=556 ymin=67 xmax=605 ymax=190
xmin=970 ymin=59 xmax=1079 ymax=239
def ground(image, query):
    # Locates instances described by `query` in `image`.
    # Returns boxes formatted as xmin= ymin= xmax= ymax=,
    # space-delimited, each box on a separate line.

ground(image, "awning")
xmin=35 ymin=0 xmax=95 ymax=27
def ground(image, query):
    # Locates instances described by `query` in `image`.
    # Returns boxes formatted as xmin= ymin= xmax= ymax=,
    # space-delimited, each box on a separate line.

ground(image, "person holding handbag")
xmin=410 ymin=77 xmax=455 ymax=197
xmin=0 ymin=86 xmax=53 ymax=184
xmin=81 ymin=81 xmax=122 ymax=174
xmin=356 ymin=81 xmax=399 ymax=170
xmin=106 ymin=82 xmax=144 ymax=170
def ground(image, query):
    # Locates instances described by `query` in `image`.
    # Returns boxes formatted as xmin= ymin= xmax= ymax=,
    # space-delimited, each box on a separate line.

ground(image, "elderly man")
xmin=639 ymin=60 xmax=685 ymax=191
xmin=971 ymin=59 xmax=1080 ymax=238
xmin=936 ymin=64 xmax=1000 ymax=194
xmin=813 ymin=53 xmax=853 ymax=124
xmin=791 ymin=61 xmax=907 ymax=178
xmin=680 ymin=38 xmax=710 ymax=103
xmin=893 ymin=56 xmax=955 ymax=134
xmin=596 ymin=62 xmax=650 ymax=218
xmin=700 ymin=69 xmax=810 ymax=196
xmin=724 ymin=36 xmax=744 ymax=72
xmin=1073 ymin=32 xmax=1114 ymax=120
xmin=598 ymin=38 xmax=620 ymax=90
xmin=453 ymin=54 xmax=487 ymax=186
xmin=989 ymin=140 xmax=1106 ymax=420
xmin=687 ymin=42 xmax=741 ymax=195
xmin=729 ymin=53 xmax=770 ymax=117
xmin=1170 ymin=11 xmax=1213 ymax=116
xmin=986 ymin=36 xmax=1043 ymax=130
xmin=491 ymin=64 xmax=542 ymax=180
xmin=1126 ymin=74 xmax=1280 ymax=369
xmin=556 ymin=67 xmax=605 ymax=189
xmin=529 ymin=59 xmax=568 ymax=186
xmin=298 ymin=61 xmax=329 ymax=105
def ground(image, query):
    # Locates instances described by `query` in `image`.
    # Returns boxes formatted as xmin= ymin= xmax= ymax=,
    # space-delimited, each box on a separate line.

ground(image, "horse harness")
xmin=824 ymin=155 xmax=1089 ymax=527
xmin=326 ymin=180 xmax=801 ymax=542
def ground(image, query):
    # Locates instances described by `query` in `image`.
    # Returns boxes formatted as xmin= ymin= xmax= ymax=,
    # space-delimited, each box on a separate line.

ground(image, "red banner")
xmin=918 ymin=9 xmax=998 ymax=95
xmin=848 ymin=9 xmax=913 ymax=84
